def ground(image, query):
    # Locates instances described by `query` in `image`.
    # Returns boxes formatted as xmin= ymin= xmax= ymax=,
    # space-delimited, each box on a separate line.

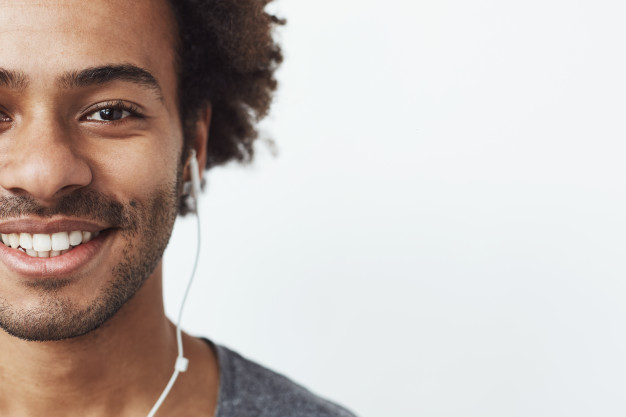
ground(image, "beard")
xmin=0 ymin=173 xmax=181 ymax=342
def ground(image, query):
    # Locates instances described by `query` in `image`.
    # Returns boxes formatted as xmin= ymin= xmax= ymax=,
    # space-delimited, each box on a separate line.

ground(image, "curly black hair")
xmin=168 ymin=0 xmax=284 ymax=170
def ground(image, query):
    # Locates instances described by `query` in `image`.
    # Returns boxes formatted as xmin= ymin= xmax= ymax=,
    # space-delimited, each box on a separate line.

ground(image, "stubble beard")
xmin=0 ymin=172 xmax=182 ymax=342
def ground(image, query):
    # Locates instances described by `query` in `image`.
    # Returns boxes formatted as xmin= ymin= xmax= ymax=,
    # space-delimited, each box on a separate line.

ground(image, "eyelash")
xmin=84 ymin=100 xmax=144 ymax=122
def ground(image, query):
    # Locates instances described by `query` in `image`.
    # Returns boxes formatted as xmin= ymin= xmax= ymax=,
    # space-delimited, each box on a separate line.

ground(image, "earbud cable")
xmin=146 ymin=199 xmax=201 ymax=417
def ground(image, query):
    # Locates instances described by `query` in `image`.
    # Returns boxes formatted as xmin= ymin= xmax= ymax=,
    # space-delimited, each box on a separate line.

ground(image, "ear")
xmin=184 ymin=105 xmax=211 ymax=182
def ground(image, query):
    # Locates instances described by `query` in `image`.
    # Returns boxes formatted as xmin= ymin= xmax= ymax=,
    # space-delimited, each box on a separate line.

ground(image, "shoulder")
xmin=213 ymin=343 xmax=357 ymax=417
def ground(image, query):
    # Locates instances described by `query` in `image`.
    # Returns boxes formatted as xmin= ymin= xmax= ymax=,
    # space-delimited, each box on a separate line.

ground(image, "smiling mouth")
xmin=0 ymin=230 xmax=102 ymax=258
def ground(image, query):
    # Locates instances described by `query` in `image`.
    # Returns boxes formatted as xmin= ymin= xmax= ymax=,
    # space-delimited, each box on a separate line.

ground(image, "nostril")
xmin=59 ymin=184 xmax=83 ymax=193
xmin=4 ymin=187 xmax=29 ymax=197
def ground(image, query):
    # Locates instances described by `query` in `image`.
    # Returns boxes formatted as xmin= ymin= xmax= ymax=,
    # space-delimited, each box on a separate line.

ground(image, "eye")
xmin=83 ymin=100 xmax=142 ymax=122
xmin=87 ymin=108 xmax=131 ymax=122
xmin=0 ymin=108 xmax=12 ymax=122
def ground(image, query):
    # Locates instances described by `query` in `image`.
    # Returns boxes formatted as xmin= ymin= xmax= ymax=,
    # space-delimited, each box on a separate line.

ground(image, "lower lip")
xmin=0 ymin=230 xmax=112 ymax=278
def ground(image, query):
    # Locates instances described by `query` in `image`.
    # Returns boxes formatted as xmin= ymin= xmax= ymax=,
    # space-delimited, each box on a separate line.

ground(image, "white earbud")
xmin=183 ymin=149 xmax=202 ymax=214
xmin=189 ymin=149 xmax=201 ymax=207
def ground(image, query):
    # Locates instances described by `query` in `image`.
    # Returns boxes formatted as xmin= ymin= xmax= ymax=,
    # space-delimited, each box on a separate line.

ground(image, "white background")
xmin=164 ymin=1 xmax=626 ymax=416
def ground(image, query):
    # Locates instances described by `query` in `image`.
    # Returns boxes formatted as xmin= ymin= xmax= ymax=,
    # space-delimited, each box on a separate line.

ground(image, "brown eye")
xmin=86 ymin=107 xmax=131 ymax=122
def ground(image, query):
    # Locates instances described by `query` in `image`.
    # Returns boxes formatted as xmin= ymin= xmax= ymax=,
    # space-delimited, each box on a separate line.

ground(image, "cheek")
xmin=87 ymin=135 xmax=183 ymax=204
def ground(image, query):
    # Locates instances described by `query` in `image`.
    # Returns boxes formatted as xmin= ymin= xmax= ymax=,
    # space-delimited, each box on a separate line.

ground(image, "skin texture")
xmin=0 ymin=0 xmax=217 ymax=416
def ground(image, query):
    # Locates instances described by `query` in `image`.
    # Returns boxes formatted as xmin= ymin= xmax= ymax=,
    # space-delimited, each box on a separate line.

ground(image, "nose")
xmin=0 ymin=116 xmax=92 ymax=204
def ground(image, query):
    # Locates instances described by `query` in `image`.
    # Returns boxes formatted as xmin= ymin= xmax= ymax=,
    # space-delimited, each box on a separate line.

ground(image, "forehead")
xmin=0 ymin=0 xmax=177 ymax=91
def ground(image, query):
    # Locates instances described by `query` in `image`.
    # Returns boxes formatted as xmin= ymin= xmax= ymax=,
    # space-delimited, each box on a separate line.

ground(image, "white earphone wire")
xmin=147 ymin=150 xmax=202 ymax=417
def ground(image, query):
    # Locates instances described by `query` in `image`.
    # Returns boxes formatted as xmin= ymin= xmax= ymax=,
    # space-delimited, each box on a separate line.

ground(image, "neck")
xmin=0 ymin=264 xmax=179 ymax=417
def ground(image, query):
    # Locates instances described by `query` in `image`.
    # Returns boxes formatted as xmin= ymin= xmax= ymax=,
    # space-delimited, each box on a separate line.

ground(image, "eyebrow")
xmin=0 ymin=64 xmax=163 ymax=99
xmin=58 ymin=64 xmax=163 ymax=100
xmin=0 ymin=68 xmax=28 ymax=90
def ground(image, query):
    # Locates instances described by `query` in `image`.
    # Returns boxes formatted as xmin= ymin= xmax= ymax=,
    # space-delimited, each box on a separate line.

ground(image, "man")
xmin=0 ymin=1 xmax=356 ymax=416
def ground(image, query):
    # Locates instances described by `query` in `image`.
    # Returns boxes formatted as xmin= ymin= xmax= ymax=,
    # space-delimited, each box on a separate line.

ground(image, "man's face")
xmin=0 ymin=0 xmax=185 ymax=340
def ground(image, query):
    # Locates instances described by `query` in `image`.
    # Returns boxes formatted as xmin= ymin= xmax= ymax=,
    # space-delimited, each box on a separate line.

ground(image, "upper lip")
xmin=0 ymin=218 xmax=110 ymax=235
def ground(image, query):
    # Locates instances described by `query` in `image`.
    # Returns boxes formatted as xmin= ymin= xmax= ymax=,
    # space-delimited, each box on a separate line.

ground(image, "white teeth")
xmin=19 ymin=233 xmax=33 ymax=250
xmin=69 ymin=230 xmax=83 ymax=246
xmin=32 ymin=234 xmax=52 ymax=252
xmin=9 ymin=233 xmax=19 ymax=249
xmin=51 ymin=232 xmax=70 ymax=251
xmin=2 ymin=229 xmax=100 ymax=255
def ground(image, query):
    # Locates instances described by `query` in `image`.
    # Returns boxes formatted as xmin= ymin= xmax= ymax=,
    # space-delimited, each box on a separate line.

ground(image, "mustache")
xmin=0 ymin=189 xmax=131 ymax=227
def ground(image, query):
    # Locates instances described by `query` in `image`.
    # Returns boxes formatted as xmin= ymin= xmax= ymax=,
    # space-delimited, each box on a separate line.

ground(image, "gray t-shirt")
xmin=211 ymin=342 xmax=357 ymax=417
